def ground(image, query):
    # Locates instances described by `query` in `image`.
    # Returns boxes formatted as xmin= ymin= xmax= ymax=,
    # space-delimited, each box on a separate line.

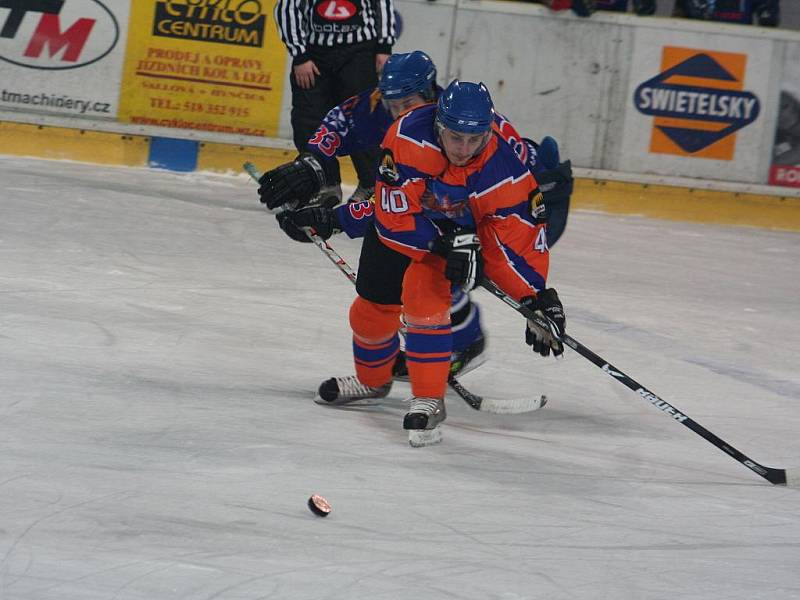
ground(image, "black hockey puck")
xmin=308 ymin=494 xmax=332 ymax=517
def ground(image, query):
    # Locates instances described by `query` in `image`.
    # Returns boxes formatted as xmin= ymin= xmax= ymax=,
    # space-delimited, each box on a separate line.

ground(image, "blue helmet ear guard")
xmin=378 ymin=51 xmax=437 ymax=101
xmin=435 ymin=80 xmax=495 ymax=134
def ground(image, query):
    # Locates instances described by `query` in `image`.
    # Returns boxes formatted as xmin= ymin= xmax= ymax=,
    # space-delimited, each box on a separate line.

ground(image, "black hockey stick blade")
xmin=447 ymin=375 xmax=547 ymax=414
xmin=479 ymin=277 xmax=792 ymax=486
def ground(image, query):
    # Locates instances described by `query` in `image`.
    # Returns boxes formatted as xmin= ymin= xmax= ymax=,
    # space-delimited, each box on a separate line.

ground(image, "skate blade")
xmin=314 ymin=396 xmax=382 ymax=407
xmin=408 ymin=427 xmax=443 ymax=447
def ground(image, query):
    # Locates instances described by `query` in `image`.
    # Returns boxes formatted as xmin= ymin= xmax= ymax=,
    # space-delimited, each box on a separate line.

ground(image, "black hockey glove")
xmin=257 ymin=153 xmax=327 ymax=210
xmin=431 ymin=232 xmax=483 ymax=291
xmin=521 ymin=288 xmax=565 ymax=357
xmin=536 ymin=160 xmax=573 ymax=203
xmin=275 ymin=197 xmax=341 ymax=243
xmin=535 ymin=160 xmax=573 ymax=248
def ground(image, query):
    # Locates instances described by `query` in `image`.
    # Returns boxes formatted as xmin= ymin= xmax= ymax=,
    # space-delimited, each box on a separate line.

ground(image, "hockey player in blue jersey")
xmin=256 ymin=51 xmax=574 ymax=402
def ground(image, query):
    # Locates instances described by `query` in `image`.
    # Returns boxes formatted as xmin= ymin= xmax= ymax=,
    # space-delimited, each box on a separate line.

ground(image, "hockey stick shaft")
xmin=479 ymin=277 xmax=789 ymax=486
xmin=243 ymin=163 xmax=357 ymax=283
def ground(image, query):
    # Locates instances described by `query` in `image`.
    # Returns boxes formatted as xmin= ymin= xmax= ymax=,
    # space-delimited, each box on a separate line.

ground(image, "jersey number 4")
xmin=380 ymin=187 xmax=409 ymax=213
xmin=534 ymin=227 xmax=548 ymax=253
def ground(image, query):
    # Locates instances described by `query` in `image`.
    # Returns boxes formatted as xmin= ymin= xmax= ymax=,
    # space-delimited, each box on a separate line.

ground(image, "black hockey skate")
xmin=392 ymin=335 xmax=486 ymax=381
xmin=404 ymin=397 xmax=446 ymax=447
xmin=316 ymin=376 xmax=391 ymax=405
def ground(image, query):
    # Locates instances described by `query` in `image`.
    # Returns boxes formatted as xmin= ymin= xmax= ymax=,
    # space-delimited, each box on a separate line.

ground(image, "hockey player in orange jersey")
xmin=348 ymin=80 xmax=566 ymax=445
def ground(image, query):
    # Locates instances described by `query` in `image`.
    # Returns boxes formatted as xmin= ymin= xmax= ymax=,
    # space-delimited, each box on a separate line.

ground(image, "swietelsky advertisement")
xmin=118 ymin=0 xmax=286 ymax=138
xmin=620 ymin=27 xmax=772 ymax=183
xmin=0 ymin=0 xmax=130 ymax=119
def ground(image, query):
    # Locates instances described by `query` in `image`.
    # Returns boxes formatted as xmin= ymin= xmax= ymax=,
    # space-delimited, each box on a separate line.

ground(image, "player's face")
xmin=439 ymin=128 xmax=491 ymax=166
xmin=384 ymin=94 xmax=426 ymax=119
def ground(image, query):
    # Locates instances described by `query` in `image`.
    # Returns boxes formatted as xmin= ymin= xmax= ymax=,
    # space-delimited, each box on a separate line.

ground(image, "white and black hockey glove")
xmin=431 ymin=232 xmax=483 ymax=292
xmin=521 ymin=288 xmax=565 ymax=357
xmin=257 ymin=153 xmax=327 ymax=210
xmin=275 ymin=197 xmax=341 ymax=243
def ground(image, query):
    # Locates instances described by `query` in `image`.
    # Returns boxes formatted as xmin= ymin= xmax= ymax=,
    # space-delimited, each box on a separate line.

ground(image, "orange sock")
xmin=402 ymin=258 xmax=453 ymax=399
xmin=349 ymin=296 xmax=402 ymax=388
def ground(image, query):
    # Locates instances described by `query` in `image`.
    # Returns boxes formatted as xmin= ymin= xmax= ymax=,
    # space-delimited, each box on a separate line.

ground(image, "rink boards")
xmin=2 ymin=118 xmax=798 ymax=231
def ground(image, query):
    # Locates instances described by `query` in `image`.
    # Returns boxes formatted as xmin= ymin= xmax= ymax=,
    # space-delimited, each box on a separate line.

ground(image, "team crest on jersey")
xmin=425 ymin=180 xmax=469 ymax=220
xmin=634 ymin=47 xmax=760 ymax=160
xmin=378 ymin=150 xmax=400 ymax=184
xmin=529 ymin=190 xmax=545 ymax=219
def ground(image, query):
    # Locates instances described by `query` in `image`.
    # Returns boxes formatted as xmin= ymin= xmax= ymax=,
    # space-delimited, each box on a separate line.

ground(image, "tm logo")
xmin=634 ymin=47 xmax=760 ymax=160
xmin=0 ymin=0 xmax=119 ymax=70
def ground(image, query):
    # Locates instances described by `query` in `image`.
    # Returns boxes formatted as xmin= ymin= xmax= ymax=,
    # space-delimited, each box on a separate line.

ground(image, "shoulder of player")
xmin=487 ymin=132 xmax=530 ymax=172
xmin=382 ymin=105 xmax=443 ymax=175
xmin=492 ymin=111 xmax=521 ymax=139
xmin=468 ymin=135 xmax=534 ymax=194
xmin=387 ymin=104 xmax=437 ymax=142
xmin=330 ymin=88 xmax=384 ymax=121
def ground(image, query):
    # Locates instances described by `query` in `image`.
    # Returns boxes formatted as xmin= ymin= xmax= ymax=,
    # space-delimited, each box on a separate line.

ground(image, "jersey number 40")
xmin=380 ymin=188 xmax=409 ymax=213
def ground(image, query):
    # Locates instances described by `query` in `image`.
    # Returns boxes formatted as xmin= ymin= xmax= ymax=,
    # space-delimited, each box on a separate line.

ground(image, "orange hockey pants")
xmin=350 ymin=256 xmax=452 ymax=399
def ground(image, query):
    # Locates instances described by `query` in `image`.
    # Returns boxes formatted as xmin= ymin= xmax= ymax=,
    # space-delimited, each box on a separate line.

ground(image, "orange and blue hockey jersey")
xmin=335 ymin=109 xmax=549 ymax=241
xmin=374 ymin=104 xmax=550 ymax=302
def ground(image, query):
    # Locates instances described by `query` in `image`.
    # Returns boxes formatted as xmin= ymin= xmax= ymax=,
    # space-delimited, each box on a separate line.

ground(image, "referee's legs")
xmin=337 ymin=45 xmax=381 ymax=189
xmin=289 ymin=67 xmax=336 ymax=152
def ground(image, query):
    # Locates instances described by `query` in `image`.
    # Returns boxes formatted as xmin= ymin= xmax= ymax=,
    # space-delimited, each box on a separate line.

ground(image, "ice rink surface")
xmin=1 ymin=156 xmax=799 ymax=600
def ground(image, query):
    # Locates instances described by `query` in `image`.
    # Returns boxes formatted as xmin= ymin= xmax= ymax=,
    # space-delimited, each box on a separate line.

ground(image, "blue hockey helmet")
xmin=378 ymin=51 xmax=437 ymax=101
xmin=435 ymin=80 xmax=494 ymax=134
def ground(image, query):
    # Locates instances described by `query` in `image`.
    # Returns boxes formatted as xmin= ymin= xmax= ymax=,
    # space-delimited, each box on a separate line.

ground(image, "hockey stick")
xmin=479 ymin=277 xmax=793 ymax=486
xmin=243 ymin=162 xmax=545 ymax=414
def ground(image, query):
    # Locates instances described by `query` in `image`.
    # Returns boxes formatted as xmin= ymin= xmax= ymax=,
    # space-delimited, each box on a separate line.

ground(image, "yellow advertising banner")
xmin=119 ymin=0 xmax=286 ymax=137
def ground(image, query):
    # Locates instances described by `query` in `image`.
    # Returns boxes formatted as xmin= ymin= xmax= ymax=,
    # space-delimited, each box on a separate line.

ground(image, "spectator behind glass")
xmin=672 ymin=0 xmax=779 ymax=26
xmin=595 ymin=0 xmax=656 ymax=14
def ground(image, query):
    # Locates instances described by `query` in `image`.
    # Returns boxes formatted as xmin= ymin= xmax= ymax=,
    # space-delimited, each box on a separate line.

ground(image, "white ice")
xmin=1 ymin=156 xmax=799 ymax=600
